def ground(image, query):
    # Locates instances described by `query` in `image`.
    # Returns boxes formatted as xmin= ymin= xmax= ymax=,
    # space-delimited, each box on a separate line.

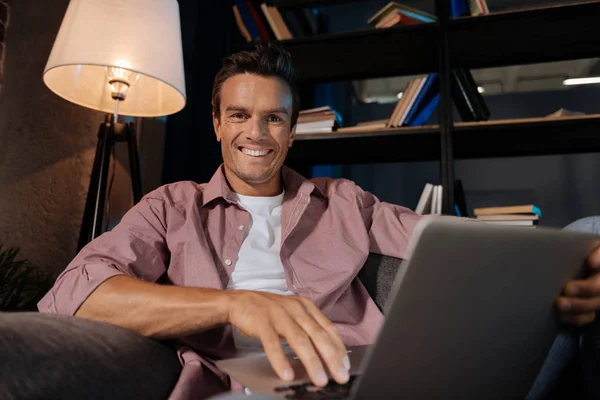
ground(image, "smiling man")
xmin=36 ymin=43 xmax=600 ymax=400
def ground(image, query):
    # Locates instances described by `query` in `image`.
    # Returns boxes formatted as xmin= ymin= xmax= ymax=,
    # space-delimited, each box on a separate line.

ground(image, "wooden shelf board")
xmin=288 ymin=125 xmax=441 ymax=165
xmin=449 ymin=2 xmax=600 ymax=69
xmin=287 ymin=115 xmax=600 ymax=166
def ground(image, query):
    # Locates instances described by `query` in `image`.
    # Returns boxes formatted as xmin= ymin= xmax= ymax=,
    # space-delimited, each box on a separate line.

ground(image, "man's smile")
xmin=238 ymin=146 xmax=274 ymax=158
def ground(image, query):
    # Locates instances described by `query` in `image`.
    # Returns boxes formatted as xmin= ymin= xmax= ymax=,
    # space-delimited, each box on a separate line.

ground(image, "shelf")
xmin=286 ymin=115 xmax=600 ymax=166
xmin=454 ymin=115 xmax=600 ymax=159
xmin=287 ymin=125 xmax=441 ymax=165
xmin=268 ymin=0 xmax=362 ymax=9
xmin=278 ymin=23 xmax=439 ymax=82
xmin=449 ymin=1 xmax=600 ymax=70
xmin=262 ymin=1 xmax=600 ymax=82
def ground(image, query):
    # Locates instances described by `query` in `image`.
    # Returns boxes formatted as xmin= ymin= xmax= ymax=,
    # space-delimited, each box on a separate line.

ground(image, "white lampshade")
xmin=43 ymin=0 xmax=186 ymax=117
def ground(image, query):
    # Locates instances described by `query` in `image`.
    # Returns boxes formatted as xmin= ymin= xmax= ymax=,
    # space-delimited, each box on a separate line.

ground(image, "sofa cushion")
xmin=0 ymin=312 xmax=181 ymax=400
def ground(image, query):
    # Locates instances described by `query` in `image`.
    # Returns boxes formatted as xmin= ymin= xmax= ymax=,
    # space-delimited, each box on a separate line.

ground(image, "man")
xmin=38 ymin=42 xmax=600 ymax=399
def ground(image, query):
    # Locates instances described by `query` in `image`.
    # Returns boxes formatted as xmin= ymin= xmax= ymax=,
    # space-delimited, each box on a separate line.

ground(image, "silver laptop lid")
xmin=351 ymin=217 xmax=600 ymax=399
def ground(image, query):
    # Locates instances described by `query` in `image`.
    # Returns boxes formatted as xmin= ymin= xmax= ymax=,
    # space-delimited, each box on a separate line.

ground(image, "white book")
xmin=415 ymin=183 xmax=434 ymax=215
xmin=431 ymin=185 xmax=438 ymax=215
xmin=295 ymin=127 xmax=334 ymax=134
xmin=436 ymin=185 xmax=443 ymax=215
xmin=297 ymin=119 xmax=336 ymax=129
xmin=480 ymin=220 xmax=537 ymax=226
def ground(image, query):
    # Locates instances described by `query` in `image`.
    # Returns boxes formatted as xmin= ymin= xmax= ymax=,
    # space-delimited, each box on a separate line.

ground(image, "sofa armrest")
xmin=0 ymin=312 xmax=181 ymax=400
xmin=358 ymin=253 xmax=405 ymax=312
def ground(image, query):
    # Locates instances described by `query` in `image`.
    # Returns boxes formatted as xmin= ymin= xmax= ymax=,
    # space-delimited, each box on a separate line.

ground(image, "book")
xmin=260 ymin=4 xmax=293 ymax=40
xmin=387 ymin=76 xmax=427 ymax=127
xmin=415 ymin=183 xmax=434 ymax=214
xmin=232 ymin=5 xmax=252 ymax=42
xmin=473 ymin=204 xmax=542 ymax=217
xmin=297 ymin=112 xmax=336 ymax=124
xmin=452 ymin=68 xmax=490 ymax=121
xmin=282 ymin=10 xmax=306 ymax=38
xmin=368 ymin=1 xmax=436 ymax=25
xmin=375 ymin=10 xmax=421 ymax=28
xmin=476 ymin=214 xmax=539 ymax=221
xmin=479 ymin=220 xmax=537 ymax=227
xmin=235 ymin=0 xmax=261 ymax=41
xmin=451 ymin=0 xmax=471 ymax=17
xmin=246 ymin=0 xmax=274 ymax=40
xmin=454 ymin=179 xmax=469 ymax=217
xmin=468 ymin=0 xmax=489 ymax=16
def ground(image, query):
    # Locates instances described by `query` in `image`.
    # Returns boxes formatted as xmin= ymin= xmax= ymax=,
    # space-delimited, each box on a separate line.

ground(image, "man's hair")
xmin=211 ymin=42 xmax=300 ymax=127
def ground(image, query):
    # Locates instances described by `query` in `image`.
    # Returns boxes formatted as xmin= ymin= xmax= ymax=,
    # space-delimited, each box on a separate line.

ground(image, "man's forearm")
xmin=75 ymin=275 xmax=231 ymax=340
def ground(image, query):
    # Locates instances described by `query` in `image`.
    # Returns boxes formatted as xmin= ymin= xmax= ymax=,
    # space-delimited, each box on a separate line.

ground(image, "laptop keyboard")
xmin=274 ymin=375 xmax=357 ymax=399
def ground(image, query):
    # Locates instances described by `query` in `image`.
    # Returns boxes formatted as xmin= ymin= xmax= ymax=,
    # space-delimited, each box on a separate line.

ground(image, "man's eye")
xmin=267 ymin=115 xmax=283 ymax=123
xmin=231 ymin=113 xmax=247 ymax=120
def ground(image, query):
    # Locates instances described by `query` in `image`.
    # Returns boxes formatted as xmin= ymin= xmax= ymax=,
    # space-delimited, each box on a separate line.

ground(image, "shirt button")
xmin=224 ymin=259 xmax=232 ymax=266
xmin=238 ymin=224 xmax=245 ymax=230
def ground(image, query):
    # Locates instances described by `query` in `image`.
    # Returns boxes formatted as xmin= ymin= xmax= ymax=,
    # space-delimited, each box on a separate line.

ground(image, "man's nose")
xmin=247 ymin=118 xmax=266 ymax=140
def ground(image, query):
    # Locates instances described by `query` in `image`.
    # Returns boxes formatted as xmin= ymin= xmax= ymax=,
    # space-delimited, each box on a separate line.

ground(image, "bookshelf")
xmin=268 ymin=0 xmax=359 ymax=9
xmin=288 ymin=115 xmax=600 ymax=164
xmin=233 ymin=1 xmax=600 ymax=214
xmin=278 ymin=2 xmax=600 ymax=83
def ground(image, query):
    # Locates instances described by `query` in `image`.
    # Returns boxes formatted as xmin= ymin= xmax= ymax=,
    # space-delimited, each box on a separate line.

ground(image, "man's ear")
xmin=212 ymin=113 xmax=222 ymax=142
xmin=288 ymin=123 xmax=296 ymax=147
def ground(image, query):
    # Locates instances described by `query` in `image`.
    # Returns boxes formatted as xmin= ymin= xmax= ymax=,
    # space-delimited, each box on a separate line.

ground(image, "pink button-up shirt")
xmin=38 ymin=165 xmax=422 ymax=399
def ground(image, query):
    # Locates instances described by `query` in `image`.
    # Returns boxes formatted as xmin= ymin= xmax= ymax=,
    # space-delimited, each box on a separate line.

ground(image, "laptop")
xmin=216 ymin=217 xmax=600 ymax=399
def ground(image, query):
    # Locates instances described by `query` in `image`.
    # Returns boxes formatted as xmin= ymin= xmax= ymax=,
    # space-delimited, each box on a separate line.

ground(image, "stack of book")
xmin=296 ymin=106 xmax=342 ymax=134
xmin=232 ymin=0 xmax=323 ymax=42
xmin=414 ymin=180 xmax=468 ymax=216
xmin=367 ymin=2 xmax=436 ymax=28
xmin=473 ymin=205 xmax=541 ymax=227
xmin=386 ymin=69 xmax=488 ymax=128
xmin=415 ymin=183 xmax=442 ymax=215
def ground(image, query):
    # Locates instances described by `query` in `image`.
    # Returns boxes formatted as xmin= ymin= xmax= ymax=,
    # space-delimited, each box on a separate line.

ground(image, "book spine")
xmin=451 ymin=68 xmax=490 ymax=121
xmin=246 ymin=0 xmax=271 ymax=40
xmin=235 ymin=0 xmax=260 ymax=41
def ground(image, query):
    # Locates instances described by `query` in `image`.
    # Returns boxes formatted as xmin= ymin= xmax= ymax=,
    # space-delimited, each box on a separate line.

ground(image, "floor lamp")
xmin=42 ymin=0 xmax=186 ymax=252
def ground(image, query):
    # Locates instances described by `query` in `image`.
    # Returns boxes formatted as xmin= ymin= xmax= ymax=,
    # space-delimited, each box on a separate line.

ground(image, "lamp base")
xmin=77 ymin=114 xmax=142 ymax=253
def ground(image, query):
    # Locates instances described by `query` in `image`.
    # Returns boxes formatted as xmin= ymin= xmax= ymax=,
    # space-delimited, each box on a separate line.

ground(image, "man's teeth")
xmin=241 ymin=148 xmax=270 ymax=157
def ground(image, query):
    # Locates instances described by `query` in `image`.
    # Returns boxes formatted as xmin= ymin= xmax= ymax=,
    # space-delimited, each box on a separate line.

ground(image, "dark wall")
xmin=162 ymin=0 xmax=235 ymax=185
xmin=0 ymin=0 xmax=103 ymax=271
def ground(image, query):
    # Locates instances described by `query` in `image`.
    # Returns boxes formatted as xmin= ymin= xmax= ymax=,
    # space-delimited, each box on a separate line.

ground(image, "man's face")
xmin=213 ymin=73 xmax=296 ymax=189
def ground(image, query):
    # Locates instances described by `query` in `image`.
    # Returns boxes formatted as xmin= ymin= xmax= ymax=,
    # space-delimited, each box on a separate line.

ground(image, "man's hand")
xmin=556 ymin=245 xmax=600 ymax=326
xmin=227 ymin=291 xmax=350 ymax=387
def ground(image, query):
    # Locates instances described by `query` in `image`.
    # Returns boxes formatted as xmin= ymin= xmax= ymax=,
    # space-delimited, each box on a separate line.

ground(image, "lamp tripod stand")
xmin=76 ymin=114 xmax=142 ymax=252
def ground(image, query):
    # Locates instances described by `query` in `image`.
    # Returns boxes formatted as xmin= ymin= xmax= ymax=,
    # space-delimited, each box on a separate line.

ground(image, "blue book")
xmin=409 ymin=92 xmax=440 ymax=126
xmin=235 ymin=0 xmax=260 ymax=41
xmin=404 ymin=74 xmax=438 ymax=125
xmin=451 ymin=0 xmax=471 ymax=17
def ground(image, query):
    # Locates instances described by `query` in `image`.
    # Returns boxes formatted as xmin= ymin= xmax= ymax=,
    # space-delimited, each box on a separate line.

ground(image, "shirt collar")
xmin=201 ymin=164 xmax=325 ymax=208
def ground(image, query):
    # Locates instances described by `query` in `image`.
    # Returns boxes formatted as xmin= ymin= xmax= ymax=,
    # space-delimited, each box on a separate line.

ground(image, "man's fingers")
xmin=586 ymin=244 xmax=600 ymax=270
xmin=563 ymin=275 xmax=600 ymax=298
xmin=260 ymin=326 xmax=295 ymax=382
xmin=556 ymin=296 xmax=600 ymax=314
xmin=288 ymin=300 xmax=349 ymax=384
xmin=275 ymin=310 xmax=329 ymax=387
xmin=558 ymin=311 xmax=596 ymax=326
xmin=299 ymin=297 xmax=348 ymax=362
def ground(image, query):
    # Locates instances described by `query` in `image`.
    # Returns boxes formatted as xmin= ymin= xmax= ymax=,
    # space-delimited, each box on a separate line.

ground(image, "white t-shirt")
xmin=227 ymin=190 xmax=294 ymax=353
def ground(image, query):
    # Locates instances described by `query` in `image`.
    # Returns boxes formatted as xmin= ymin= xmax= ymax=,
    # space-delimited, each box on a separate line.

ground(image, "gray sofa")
xmin=1 ymin=218 xmax=599 ymax=399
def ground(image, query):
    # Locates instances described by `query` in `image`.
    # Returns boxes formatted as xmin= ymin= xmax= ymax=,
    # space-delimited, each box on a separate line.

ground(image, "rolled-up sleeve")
xmin=38 ymin=196 xmax=170 ymax=316
xmin=356 ymin=185 xmax=424 ymax=260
